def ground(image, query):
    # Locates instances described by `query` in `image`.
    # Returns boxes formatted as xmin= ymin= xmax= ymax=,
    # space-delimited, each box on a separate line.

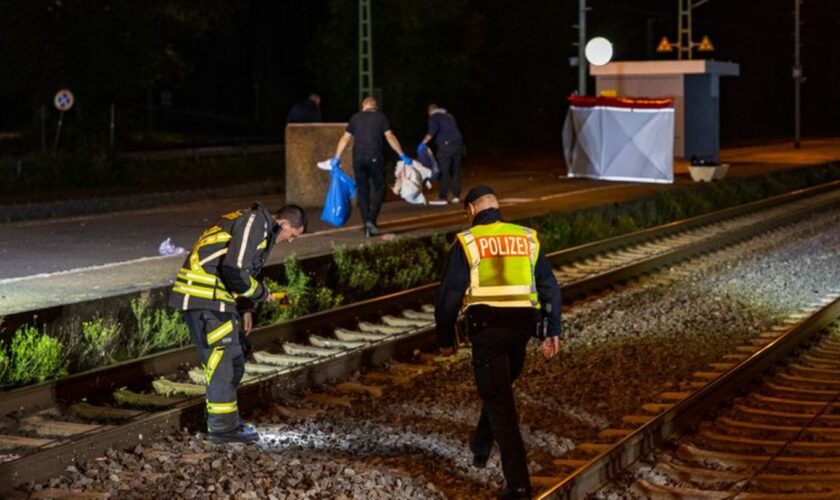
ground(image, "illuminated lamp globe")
xmin=585 ymin=37 xmax=613 ymax=66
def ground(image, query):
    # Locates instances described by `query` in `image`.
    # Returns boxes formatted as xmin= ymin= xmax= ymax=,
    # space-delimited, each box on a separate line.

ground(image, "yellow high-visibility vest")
xmin=455 ymin=221 xmax=540 ymax=309
xmin=172 ymin=225 xmax=237 ymax=304
xmin=172 ymin=215 xmax=262 ymax=308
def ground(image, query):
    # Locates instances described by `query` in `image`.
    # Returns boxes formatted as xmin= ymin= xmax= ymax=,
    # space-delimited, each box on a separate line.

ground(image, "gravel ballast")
xmin=28 ymin=208 xmax=840 ymax=498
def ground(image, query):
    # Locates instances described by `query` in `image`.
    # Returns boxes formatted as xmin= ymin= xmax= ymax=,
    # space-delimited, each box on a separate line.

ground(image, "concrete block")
xmin=285 ymin=123 xmax=354 ymax=207
xmin=688 ymin=164 xmax=729 ymax=182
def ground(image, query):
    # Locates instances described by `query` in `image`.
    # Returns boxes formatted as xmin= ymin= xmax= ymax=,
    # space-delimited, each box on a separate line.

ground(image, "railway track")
xmin=634 ymin=321 xmax=840 ymax=499
xmin=2 ymin=182 xmax=840 ymax=496
xmin=536 ymin=292 xmax=840 ymax=500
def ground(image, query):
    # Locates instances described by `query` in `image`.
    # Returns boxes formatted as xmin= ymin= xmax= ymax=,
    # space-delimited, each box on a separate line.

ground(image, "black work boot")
xmin=208 ymin=423 xmax=259 ymax=443
xmin=469 ymin=432 xmax=492 ymax=468
xmin=364 ymin=221 xmax=381 ymax=237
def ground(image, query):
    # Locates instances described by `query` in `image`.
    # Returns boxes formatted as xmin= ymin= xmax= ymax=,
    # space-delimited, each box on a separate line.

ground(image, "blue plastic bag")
xmin=320 ymin=165 xmax=356 ymax=227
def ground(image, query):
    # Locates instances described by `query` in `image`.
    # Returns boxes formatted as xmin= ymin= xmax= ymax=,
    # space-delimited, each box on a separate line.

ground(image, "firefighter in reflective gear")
xmin=435 ymin=185 xmax=561 ymax=500
xmin=169 ymin=203 xmax=307 ymax=443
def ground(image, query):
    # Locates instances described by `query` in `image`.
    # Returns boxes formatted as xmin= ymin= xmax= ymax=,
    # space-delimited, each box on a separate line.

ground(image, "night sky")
xmin=1 ymin=0 xmax=838 ymax=150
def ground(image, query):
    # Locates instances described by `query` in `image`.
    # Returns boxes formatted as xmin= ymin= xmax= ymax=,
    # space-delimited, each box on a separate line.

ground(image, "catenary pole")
xmin=794 ymin=0 xmax=802 ymax=149
xmin=358 ymin=0 xmax=374 ymax=103
xmin=578 ymin=0 xmax=587 ymax=95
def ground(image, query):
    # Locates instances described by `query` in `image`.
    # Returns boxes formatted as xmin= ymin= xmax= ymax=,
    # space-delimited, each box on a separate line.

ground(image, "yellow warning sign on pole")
xmin=698 ymin=35 xmax=714 ymax=52
xmin=656 ymin=36 xmax=674 ymax=53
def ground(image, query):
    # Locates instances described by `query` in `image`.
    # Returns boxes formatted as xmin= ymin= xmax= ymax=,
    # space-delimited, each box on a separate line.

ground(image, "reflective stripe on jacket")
xmin=169 ymin=203 xmax=278 ymax=312
xmin=455 ymin=221 xmax=540 ymax=309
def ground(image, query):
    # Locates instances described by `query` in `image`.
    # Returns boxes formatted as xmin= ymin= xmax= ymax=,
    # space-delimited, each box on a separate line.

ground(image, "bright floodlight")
xmin=585 ymin=37 xmax=613 ymax=66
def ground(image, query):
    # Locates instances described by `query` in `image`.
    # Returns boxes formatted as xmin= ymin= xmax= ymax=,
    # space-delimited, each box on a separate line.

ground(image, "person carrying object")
xmin=435 ymin=185 xmax=562 ymax=499
xmin=169 ymin=203 xmax=307 ymax=443
xmin=418 ymin=104 xmax=464 ymax=206
xmin=331 ymin=97 xmax=413 ymax=237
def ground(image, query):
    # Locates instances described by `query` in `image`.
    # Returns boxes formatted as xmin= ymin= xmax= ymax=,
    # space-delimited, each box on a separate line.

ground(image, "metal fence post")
xmin=53 ymin=111 xmax=64 ymax=155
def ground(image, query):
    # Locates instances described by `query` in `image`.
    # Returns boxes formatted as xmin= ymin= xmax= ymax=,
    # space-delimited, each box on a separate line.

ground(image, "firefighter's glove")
xmin=240 ymin=335 xmax=253 ymax=359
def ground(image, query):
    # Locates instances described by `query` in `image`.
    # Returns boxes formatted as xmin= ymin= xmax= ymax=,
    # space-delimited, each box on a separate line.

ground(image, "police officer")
xmin=418 ymin=103 xmax=464 ymax=205
xmin=435 ymin=185 xmax=561 ymax=499
xmin=170 ymin=203 xmax=307 ymax=443
xmin=331 ymin=97 xmax=413 ymax=237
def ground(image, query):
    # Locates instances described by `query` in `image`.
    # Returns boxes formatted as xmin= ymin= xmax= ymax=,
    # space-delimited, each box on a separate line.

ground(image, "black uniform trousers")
xmin=182 ymin=309 xmax=246 ymax=433
xmin=352 ymin=155 xmax=386 ymax=225
xmin=468 ymin=306 xmax=535 ymax=492
xmin=437 ymin=142 xmax=462 ymax=201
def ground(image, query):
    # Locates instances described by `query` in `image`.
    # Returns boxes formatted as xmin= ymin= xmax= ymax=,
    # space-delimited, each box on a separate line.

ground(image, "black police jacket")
xmin=434 ymin=208 xmax=562 ymax=349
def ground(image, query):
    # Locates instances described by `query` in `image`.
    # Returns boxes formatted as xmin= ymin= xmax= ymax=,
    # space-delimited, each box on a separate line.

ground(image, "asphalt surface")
xmin=0 ymin=156 xmax=619 ymax=314
xmin=0 ymin=159 xmax=584 ymax=280
xmin=2 ymin=141 xmax=839 ymax=315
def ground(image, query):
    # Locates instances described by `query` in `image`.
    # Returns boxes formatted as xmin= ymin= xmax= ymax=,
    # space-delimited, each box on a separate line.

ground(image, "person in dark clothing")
xmin=286 ymin=93 xmax=322 ymax=123
xmin=170 ymin=203 xmax=307 ymax=443
xmin=435 ymin=185 xmax=562 ymax=500
xmin=419 ymin=104 xmax=464 ymax=205
xmin=332 ymin=97 xmax=412 ymax=237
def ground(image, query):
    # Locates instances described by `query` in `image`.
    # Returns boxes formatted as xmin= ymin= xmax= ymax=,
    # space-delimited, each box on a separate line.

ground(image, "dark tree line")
xmin=1 ymin=0 xmax=839 ymax=153
xmin=0 ymin=2 xmax=237 ymax=129
xmin=309 ymin=0 xmax=486 ymax=145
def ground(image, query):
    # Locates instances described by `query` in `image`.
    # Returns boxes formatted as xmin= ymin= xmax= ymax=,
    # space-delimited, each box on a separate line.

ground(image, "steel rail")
xmin=0 ymin=283 xmax=438 ymax=419
xmin=547 ymin=179 xmax=840 ymax=268
xmin=0 ymin=322 xmax=437 ymax=494
xmin=2 ymin=183 xmax=840 ymax=495
xmin=559 ymin=190 xmax=840 ymax=301
xmin=7 ymin=183 xmax=840 ymax=420
xmin=5 ymin=180 xmax=839 ymax=329
xmin=537 ymin=299 xmax=840 ymax=500
xmin=537 ymin=294 xmax=840 ymax=495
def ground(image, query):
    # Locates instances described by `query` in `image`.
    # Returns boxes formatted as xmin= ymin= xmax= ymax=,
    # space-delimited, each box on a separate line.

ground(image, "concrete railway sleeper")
xmin=0 ymin=306 xmax=437 ymax=452
xmin=3 ymin=183 xmax=840 ymax=496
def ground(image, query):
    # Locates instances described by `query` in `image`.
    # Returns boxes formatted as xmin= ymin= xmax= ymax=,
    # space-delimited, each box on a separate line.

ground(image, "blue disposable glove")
xmin=400 ymin=153 xmax=412 ymax=166
xmin=416 ymin=143 xmax=428 ymax=154
xmin=330 ymin=156 xmax=340 ymax=169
